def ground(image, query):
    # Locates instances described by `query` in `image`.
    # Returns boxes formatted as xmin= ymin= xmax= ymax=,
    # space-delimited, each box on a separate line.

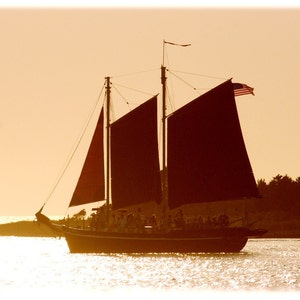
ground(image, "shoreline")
xmin=0 ymin=220 xmax=62 ymax=237
xmin=0 ymin=220 xmax=299 ymax=239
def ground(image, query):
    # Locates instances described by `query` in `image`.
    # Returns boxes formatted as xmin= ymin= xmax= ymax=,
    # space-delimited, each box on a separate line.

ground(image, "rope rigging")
xmin=168 ymin=69 xmax=227 ymax=94
xmin=109 ymin=68 xmax=160 ymax=113
xmin=42 ymin=82 xmax=106 ymax=214
xmin=105 ymin=63 xmax=227 ymax=117
xmin=170 ymin=69 xmax=227 ymax=81
xmin=111 ymin=82 xmax=157 ymax=112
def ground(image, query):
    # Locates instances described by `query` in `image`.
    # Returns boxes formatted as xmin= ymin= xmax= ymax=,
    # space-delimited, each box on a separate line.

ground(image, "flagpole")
xmin=163 ymin=39 xmax=166 ymax=66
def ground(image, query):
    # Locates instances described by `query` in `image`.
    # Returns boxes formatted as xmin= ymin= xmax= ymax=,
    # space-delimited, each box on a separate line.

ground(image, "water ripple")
xmin=0 ymin=237 xmax=299 ymax=296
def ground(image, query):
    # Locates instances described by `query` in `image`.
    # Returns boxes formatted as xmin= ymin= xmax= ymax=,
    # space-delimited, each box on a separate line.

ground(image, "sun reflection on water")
xmin=0 ymin=237 xmax=299 ymax=298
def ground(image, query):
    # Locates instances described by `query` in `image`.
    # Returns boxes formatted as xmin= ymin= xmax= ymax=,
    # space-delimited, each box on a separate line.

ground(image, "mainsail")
xmin=111 ymin=96 xmax=162 ymax=210
xmin=167 ymin=80 xmax=259 ymax=209
xmin=69 ymin=109 xmax=105 ymax=207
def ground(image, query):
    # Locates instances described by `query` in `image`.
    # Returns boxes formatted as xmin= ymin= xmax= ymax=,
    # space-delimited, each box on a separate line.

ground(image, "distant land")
xmin=0 ymin=220 xmax=61 ymax=237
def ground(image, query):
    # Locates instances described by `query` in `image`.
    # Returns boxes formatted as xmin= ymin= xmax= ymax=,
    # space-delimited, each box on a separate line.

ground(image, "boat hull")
xmin=62 ymin=227 xmax=265 ymax=253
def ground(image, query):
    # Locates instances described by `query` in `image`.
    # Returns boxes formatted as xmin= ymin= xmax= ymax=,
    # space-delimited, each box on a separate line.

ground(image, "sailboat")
xmin=36 ymin=41 xmax=267 ymax=253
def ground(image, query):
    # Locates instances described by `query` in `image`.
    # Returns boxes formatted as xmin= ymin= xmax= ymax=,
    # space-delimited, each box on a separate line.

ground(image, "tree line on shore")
xmin=257 ymin=174 xmax=300 ymax=217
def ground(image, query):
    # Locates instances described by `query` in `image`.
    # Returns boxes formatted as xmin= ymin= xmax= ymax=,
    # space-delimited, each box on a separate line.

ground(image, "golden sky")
xmin=0 ymin=4 xmax=299 ymax=215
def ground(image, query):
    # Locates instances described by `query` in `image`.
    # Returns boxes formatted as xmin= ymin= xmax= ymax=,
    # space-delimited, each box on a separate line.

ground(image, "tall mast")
xmin=105 ymin=76 xmax=111 ymax=220
xmin=161 ymin=40 xmax=191 ymax=211
xmin=161 ymin=41 xmax=168 ymax=209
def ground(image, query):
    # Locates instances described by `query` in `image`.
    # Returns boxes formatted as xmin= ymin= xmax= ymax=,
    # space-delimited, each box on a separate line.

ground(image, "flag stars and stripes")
xmin=233 ymin=83 xmax=255 ymax=96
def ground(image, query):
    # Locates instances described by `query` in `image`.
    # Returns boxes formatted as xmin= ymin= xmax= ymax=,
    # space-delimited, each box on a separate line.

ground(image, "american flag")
xmin=233 ymin=83 xmax=255 ymax=97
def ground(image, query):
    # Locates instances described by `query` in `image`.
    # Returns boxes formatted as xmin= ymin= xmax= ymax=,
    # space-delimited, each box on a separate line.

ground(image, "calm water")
xmin=0 ymin=237 xmax=299 ymax=299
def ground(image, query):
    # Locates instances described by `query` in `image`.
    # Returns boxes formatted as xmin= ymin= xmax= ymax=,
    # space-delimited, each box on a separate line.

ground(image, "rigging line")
xmin=111 ymin=84 xmax=132 ymax=111
xmin=109 ymin=92 xmax=116 ymax=125
xmin=169 ymin=69 xmax=227 ymax=81
xmin=165 ymin=66 xmax=175 ymax=113
xmin=166 ymin=83 xmax=175 ymax=114
xmin=113 ymin=82 xmax=155 ymax=97
xmin=43 ymin=81 xmax=106 ymax=209
xmin=168 ymin=70 xmax=201 ymax=95
xmin=112 ymin=68 xmax=159 ymax=78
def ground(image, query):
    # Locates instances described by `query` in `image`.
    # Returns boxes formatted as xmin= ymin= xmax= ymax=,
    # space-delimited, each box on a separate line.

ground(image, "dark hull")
xmin=63 ymin=226 xmax=266 ymax=253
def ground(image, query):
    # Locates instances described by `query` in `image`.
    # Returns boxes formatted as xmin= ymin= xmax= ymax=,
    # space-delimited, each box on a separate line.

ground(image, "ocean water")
xmin=0 ymin=217 xmax=299 ymax=299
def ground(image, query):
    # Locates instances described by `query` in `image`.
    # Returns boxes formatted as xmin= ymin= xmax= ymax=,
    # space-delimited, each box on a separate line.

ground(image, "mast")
xmin=161 ymin=41 xmax=168 ymax=211
xmin=161 ymin=40 xmax=191 ymax=213
xmin=105 ymin=76 xmax=111 ymax=221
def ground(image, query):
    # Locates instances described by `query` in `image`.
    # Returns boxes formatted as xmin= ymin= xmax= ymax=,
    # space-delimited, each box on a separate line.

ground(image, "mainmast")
xmin=161 ymin=63 xmax=168 ymax=209
xmin=161 ymin=40 xmax=191 ymax=212
xmin=161 ymin=40 xmax=168 ymax=210
xmin=105 ymin=76 xmax=111 ymax=221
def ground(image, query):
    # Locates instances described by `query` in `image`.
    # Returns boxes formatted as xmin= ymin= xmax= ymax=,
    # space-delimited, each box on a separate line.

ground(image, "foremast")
xmin=161 ymin=64 xmax=168 ymax=211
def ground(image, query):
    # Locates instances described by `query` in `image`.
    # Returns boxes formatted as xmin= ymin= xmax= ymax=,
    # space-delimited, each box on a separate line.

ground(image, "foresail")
xmin=69 ymin=109 xmax=105 ymax=207
xmin=111 ymin=96 xmax=162 ymax=210
xmin=167 ymin=80 xmax=259 ymax=210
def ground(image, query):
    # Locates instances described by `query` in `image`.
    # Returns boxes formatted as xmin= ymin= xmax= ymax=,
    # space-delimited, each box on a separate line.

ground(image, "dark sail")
xmin=167 ymin=80 xmax=259 ymax=210
xmin=111 ymin=96 xmax=162 ymax=210
xmin=69 ymin=109 xmax=105 ymax=207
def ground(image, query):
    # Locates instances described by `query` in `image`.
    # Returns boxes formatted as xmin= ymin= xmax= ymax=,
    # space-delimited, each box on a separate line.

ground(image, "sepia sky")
xmin=0 ymin=2 xmax=300 ymax=216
